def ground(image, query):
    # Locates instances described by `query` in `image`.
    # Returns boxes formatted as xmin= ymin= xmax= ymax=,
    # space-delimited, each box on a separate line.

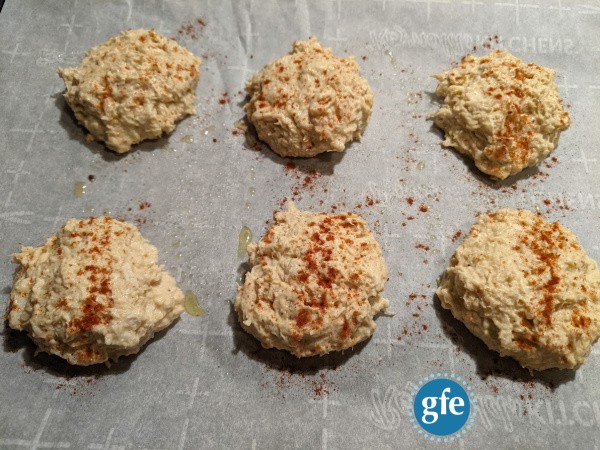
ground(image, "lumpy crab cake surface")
xmin=244 ymin=37 xmax=373 ymax=158
xmin=432 ymin=50 xmax=570 ymax=180
xmin=234 ymin=203 xmax=389 ymax=357
xmin=436 ymin=209 xmax=600 ymax=371
xmin=7 ymin=217 xmax=184 ymax=366
xmin=58 ymin=29 xmax=201 ymax=153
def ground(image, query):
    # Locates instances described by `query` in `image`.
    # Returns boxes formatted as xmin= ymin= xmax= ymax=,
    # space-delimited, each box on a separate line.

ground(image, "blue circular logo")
xmin=409 ymin=374 xmax=476 ymax=442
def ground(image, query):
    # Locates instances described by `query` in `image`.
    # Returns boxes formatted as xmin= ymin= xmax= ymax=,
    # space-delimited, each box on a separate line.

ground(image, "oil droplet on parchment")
xmin=202 ymin=126 xmax=215 ymax=136
xmin=181 ymin=135 xmax=194 ymax=144
xmin=384 ymin=49 xmax=396 ymax=65
xmin=184 ymin=291 xmax=203 ymax=317
xmin=236 ymin=274 xmax=244 ymax=286
xmin=73 ymin=181 xmax=86 ymax=197
xmin=238 ymin=226 xmax=252 ymax=259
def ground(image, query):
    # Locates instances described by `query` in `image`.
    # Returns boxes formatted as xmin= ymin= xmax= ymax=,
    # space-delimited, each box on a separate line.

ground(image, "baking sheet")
xmin=1 ymin=0 xmax=600 ymax=448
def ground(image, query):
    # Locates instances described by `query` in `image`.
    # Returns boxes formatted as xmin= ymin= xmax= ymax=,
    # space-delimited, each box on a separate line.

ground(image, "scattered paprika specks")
xmin=544 ymin=156 xmax=559 ymax=169
xmin=54 ymin=375 xmax=100 ymax=397
xmin=279 ymin=162 xmax=326 ymax=203
xmin=262 ymin=366 xmax=339 ymax=400
xmin=539 ymin=197 xmax=572 ymax=215
xmin=365 ymin=196 xmax=379 ymax=207
xmin=117 ymin=201 xmax=153 ymax=228
xmin=355 ymin=196 xmax=380 ymax=211
xmin=474 ymin=35 xmax=501 ymax=52
xmin=311 ymin=372 xmax=335 ymax=399
xmin=218 ymin=92 xmax=230 ymax=105
xmin=278 ymin=196 xmax=288 ymax=208
xmin=176 ymin=18 xmax=207 ymax=40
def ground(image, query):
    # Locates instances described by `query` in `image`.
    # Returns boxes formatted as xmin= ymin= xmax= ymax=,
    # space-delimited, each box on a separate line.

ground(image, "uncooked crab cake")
xmin=58 ymin=29 xmax=201 ymax=153
xmin=437 ymin=209 xmax=600 ymax=371
xmin=432 ymin=50 xmax=570 ymax=180
xmin=244 ymin=37 xmax=373 ymax=158
xmin=234 ymin=202 xmax=389 ymax=357
xmin=7 ymin=217 xmax=184 ymax=365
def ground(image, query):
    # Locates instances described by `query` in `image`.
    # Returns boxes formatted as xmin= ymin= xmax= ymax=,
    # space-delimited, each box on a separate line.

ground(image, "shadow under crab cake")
xmin=433 ymin=293 xmax=576 ymax=390
xmin=227 ymin=299 xmax=369 ymax=376
xmin=55 ymin=92 xmax=181 ymax=161
xmin=267 ymin=144 xmax=347 ymax=176
xmin=2 ymin=316 xmax=181 ymax=378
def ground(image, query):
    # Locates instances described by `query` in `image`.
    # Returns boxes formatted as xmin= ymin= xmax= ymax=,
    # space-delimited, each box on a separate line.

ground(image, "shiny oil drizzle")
xmin=236 ymin=274 xmax=244 ymax=286
xmin=384 ymin=49 xmax=396 ymax=65
xmin=202 ymin=125 xmax=215 ymax=136
xmin=184 ymin=291 xmax=203 ymax=316
xmin=73 ymin=181 xmax=86 ymax=197
xmin=237 ymin=226 xmax=252 ymax=259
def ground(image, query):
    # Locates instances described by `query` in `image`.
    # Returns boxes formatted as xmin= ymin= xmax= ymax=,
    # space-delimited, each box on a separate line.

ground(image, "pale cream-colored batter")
xmin=437 ymin=209 xmax=600 ymax=371
xmin=234 ymin=203 xmax=389 ymax=357
xmin=59 ymin=29 xmax=201 ymax=153
xmin=245 ymin=37 xmax=373 ymax=157
xmin=432 ymin=50 xmax=570 ymax=180
xmin=8 ymin=217 xmax=184 ymax=365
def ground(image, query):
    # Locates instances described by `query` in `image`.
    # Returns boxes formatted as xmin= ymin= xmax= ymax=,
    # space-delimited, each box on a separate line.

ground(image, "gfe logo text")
xmin=409 ymin=374 xmax=477 ymax=443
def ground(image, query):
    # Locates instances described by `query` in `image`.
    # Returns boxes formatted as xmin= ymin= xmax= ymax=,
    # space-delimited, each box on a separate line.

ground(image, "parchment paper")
xmin=1 ymin=1 xmax=600 ymax=448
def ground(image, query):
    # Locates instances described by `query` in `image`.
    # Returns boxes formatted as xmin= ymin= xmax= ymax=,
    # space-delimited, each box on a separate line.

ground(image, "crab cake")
xmin=245 ymin=37 xmax=373 ymax=158
xmin=59 ymin=29 xmax=200 ymax=153
xmin=437 ymin=209 xmax=600 ymax=371
xmin=8 ymin=217 xmax=184 ymax=365
xmin=234 ymin=203 xmax=388 ymax=357
xmin=432 ymin=50 xmax=570 ymax=180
